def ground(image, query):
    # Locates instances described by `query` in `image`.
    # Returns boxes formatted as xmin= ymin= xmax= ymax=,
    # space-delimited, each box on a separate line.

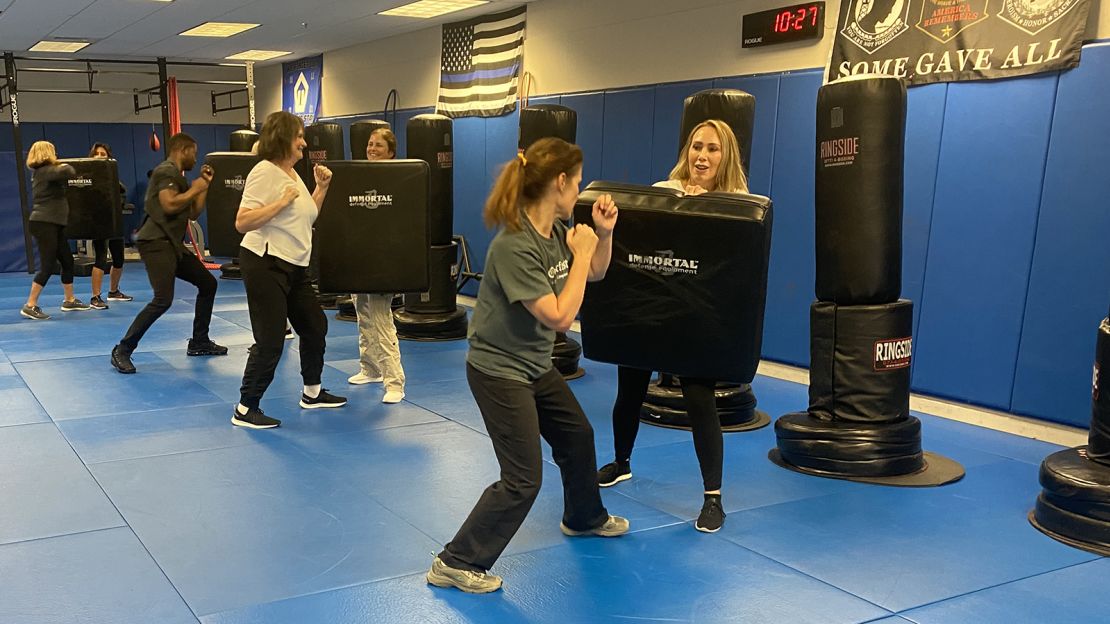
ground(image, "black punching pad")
xmin=350 ymin=120 xmax=391 ymax=159
xmin=1031 ymin=447 xmax=1110 ymax=556
xmin=406 ymin=114 xmax=453 ymax=246
xmin=574 ymin=182 xmax=772 ymax=383
xmin=297 ymin=123 xmax=344 ymax=191
xmin=808 ymin=300 xmax=913 ymax=423
xmin=314 ymin=159 xmax=430 ymax=294
xmin=229 ymin=129 xmax=259 ymax=152
xmin=61 ymin=158 xmax=122 ymax=240
xmin=204 ymin=153 xmax=260 ymax=257
xmin=519 ymin=105 xmax=577 ymax=150
xmin=814 ymin=76 xmax=906 ymax=305
xmin=679 ymin=89 xmax=755 ymax=175
xmin=1088 ymin=319 xmax=1110 ymax=466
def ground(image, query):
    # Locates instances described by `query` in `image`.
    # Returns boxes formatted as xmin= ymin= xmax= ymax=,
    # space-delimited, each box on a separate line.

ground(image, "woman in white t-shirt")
xmin=230 ymin=111 xmax=346 ymax=429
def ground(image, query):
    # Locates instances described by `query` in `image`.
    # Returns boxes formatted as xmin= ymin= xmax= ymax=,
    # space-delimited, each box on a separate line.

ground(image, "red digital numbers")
xmin=774 ymin=5 xmax=819 ymax=32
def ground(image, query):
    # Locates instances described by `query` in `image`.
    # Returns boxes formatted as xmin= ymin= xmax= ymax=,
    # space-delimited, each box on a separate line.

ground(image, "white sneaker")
xmin=348 ymin=372 xmax=383 ymax=385
xmin=382 ymin=390 xmax=405 ymax=404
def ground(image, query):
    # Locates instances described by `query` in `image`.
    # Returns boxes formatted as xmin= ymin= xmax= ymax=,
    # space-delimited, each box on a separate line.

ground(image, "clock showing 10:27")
xmin=742 ymin=2 xmax=825 ymax=48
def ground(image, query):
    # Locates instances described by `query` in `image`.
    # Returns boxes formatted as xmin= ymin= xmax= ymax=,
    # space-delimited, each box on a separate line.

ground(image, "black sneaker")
xmin=299 ymin=389 xmax=347 ymax=409
xmin=187 ymin=339 xmax=229 ymax=356
xmin=111 ymin=345 xmax=136 ymax=374
xmin=107 ymin=290 xmax=133 ymax=302
xmin=231 ymin=406 xmax=281 ymax=429
xmin=60 ymin=298 xmax=92 ymax=311
xmin=20 ymin=305 xmax=50 ymax=320
xmin=89 ymin=295 xmax=109 ymax=310
xmin=695 ymin=495 xmax=726 ymax=533
xmin=598 ymin=460 xmax=632 ymax=487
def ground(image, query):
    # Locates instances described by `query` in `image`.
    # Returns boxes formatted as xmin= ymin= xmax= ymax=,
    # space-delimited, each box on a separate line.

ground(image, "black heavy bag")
xmin=62 ymin=158 xmax=122 ymax=240
xmin=351 ymin=120 xmax=391 ymax=159
xmin=814 ymin=76 xmax=906 ymax=305
xmin=297 ymin=123 xmax=344 ymax=191
xmin=808 ymin=300 xmax=913 ymax=423
xmin=679 ymin=89 xmax=755 ymax=175
xmin=407 ymin=114 xmax=453 ymax=246
xmin=229 ymin=129 xmax=259 ymax=152
xmin=204 ymin=153 xmax=261 ymax=257
xmin=575 ymin=182 xmax=773 ymax=383
xmin=1087 ymin=319 xmax=1110 ymax=466
xmin=403 ymin=242 xmax=458 ymax=314
xmin=314 ymin=159 xmax=430 ymax=294
xmin=519 ymin=105 xmax=577 ymax=150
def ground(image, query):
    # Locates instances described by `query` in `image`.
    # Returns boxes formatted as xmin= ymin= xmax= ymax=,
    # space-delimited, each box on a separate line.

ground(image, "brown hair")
xmin=26 ymin=141 xmax=58 ymax=169
xmin=368 ymin=128 xmax=397 ymax=158
xmin=484 ymin=137 xmax=583 ymax=231
xmin=258 ymin=111 xmax=304 ymax=162
xmin=88 ymin=142 xmax=113 ymax=158
xmin=669 ymin=119 xmax=748 ymax=193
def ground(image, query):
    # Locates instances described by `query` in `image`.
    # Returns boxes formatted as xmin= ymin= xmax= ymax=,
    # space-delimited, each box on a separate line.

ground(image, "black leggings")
xmin=612 ymin=366 xmax=723 ymax=492
xmin=92 ymin=238 xmax=125 ymax=271
xmin=29 ymin=221 xmax=74 ymax=287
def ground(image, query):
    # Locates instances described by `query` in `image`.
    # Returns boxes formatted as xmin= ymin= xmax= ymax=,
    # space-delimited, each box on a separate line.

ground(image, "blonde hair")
xmin=483 ymin=137 xmax=583 ymax=231
xmin=669 ymin=120 xmax=748 ymax=193
xmin=27 ymin=141 xmax=59 ymax=169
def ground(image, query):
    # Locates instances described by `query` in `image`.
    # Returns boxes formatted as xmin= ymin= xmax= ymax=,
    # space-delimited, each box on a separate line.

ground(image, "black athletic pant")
xmin=438 ymin=364 xmax=609 ymax=573
xmin=237 ymin=248 xmax=327 ymax=409
xmin=119 ymin=239 xmax=216 ymax=352
xmin=613 ymin=366 xmax=723 ymax=492
xmin=29 ymin=221 xmax=74 ymax=287
xmin=92 ymin=238 xmax=126 ymax=271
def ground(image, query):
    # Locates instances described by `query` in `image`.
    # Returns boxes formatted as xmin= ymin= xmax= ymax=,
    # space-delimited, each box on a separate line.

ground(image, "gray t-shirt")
xmin=467 ymin=216 xmax=572 ymax=383
xmin=136 ymin=160 xmax=190 ymax=249
xmin=29 ymin=164 xmax=76 ymax=225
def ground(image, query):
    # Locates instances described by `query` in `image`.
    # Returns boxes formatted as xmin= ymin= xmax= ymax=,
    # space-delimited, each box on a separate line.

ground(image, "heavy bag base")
xmin=640 ymin=403 xmax=770 ymax=433
xmin=1029 ymin=447 xmax=1110 ymax=556
xmin=394 ymin=306 xmax=468 ymax=341
xmin=768 ymin=447 xmax=964 ymax=488
xmin=219 ymin=262 xmax=242 ymax=280
xmin=335 ymin=296 xmax=357 ymax=322
xmin=646 ymin=381 xmax=757 ymax=412
xmin=553 ymin=334 xmax=584 ymax=380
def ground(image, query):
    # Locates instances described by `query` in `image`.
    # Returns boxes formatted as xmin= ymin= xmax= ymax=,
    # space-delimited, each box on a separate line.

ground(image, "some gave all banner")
xmin=827 ymin=0 xmax=1093 ymax=85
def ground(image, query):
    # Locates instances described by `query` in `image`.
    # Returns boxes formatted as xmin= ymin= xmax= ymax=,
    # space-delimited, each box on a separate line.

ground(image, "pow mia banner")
xmin=283 ymin=55 xmax=323 ymax=124
xmin=827 ymin=0 xmax=1093 ymax=86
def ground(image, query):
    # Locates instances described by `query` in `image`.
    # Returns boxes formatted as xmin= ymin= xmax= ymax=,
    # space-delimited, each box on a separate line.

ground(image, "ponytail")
xmin=482 ymin=137 xmax=583 ymax=231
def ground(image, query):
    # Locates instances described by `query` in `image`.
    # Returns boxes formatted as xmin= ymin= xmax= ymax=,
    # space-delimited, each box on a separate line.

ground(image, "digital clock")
xmin=742 ymin=2 xmax=825 ymax=48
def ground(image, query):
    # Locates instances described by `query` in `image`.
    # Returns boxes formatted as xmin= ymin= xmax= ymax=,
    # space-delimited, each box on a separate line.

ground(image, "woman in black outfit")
xmin=21 ymin=140 xmax=91 ymax=320
xmin=87 ymin=142 xmax=133 ymax=309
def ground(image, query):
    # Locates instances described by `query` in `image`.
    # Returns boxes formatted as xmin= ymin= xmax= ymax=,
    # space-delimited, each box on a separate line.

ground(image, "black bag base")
xmin=1029 ymin=447 xmax=1110 ymax=556
xmin=554 ymin=334 xmax=584 ymax=380
xmin=394 ymin=306 xmax=468 ymax=341
xmin=646 ymin=381 xmax=757 ymax=412
xmin=219 ymin=262 xmax=242 ymax=281
xmin=768 ymin=447 xmax=964 ymax=487
xmin=640 ymin=403 xmax=771 ymax=433
xmin=73 ymin=257 xmax=95 ymax=278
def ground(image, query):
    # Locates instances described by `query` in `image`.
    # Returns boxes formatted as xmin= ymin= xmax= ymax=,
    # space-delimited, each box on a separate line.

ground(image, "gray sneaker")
xmin=60 ymin=299 xmax=91 ymax=311
xmin=425 ymin=556 xmax=502 ymax=593
xmin=20 ymin=305 xmax=49 ymax=320
xmin=560 ymin=514 xmax=630 ymax=538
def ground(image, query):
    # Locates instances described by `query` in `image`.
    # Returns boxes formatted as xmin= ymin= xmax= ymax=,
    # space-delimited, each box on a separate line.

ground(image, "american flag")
xmin=436 ymin=5 xmax=526 ymax=118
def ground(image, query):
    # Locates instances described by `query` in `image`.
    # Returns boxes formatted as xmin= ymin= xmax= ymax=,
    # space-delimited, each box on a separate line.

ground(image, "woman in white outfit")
xmin=347 ymin=128 xmax=406 ymax=404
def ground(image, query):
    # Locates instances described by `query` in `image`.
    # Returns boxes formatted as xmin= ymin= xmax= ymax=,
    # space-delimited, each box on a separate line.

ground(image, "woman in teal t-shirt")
xmin=427 ymin=137 xmax=623 ymax=594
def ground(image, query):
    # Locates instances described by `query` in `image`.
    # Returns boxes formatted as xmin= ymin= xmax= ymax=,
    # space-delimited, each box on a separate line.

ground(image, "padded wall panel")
xmin=0 ymin=153 xmax=28 ymax=272
xmin=183 ymin=124 xmax=218 ymax=238
xmin=913 ymin=74 xmax=1057 ymax=409
xmin=561 ymin=92 xmax=604 ymax=186
xmin=714 ymin=74 xmax=781 ymax=196
xmin=1012 ymin=44 xmax=1110 ymax=427
xmin=761 ymin=69 xmax=822 ymax=367
xmin=42 ymin=123 xmax=91 ymax=160
xmin=902 ymin=83 xmax=947 ymax=342
xmin=601 ymin=87 xmax=654 ymax=184
xmin=650 ymin=80 xmax=714 ymax=183
xmin=452 ymin=116 xmax=487 ymax=296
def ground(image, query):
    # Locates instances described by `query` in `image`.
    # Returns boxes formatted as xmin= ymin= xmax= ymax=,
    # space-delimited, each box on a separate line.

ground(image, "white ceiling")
xmin=0 ymin=0 xmax=533 ymax=64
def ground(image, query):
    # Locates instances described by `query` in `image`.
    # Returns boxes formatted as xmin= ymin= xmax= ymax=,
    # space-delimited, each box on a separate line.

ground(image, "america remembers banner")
xmin=826 ymin=0 xmax=1094 ymax=85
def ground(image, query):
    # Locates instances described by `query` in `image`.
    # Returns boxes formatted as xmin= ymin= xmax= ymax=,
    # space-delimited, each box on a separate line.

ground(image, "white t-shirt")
xmin=239 ymin=160 xmax=318 ymax=267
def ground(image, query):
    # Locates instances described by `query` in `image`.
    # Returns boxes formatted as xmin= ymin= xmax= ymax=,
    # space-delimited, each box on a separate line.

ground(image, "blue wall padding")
xmin=913 ymin=74 xmax=1058 ymax=410
xmin=713 ymin=74 xmax=782 ymax=196
xmin=600 ymin=87 xmax=654 ymax=184
xmin=902 ymin=83 xmax=947 ymax=343
xmin=561 ymin=92 xmax=605 ymax=187
xmin=1011 ymin=44 xmax=1110 ymax=427
xmin=0 ymin=152 xmax=28 ymax=272
xmin=761 ymin=70 xmax=822 ymax=367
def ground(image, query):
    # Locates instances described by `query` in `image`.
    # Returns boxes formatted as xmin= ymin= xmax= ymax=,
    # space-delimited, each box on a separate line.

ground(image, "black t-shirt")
xmin=136 ymin=160 xmax=189 ymax=248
